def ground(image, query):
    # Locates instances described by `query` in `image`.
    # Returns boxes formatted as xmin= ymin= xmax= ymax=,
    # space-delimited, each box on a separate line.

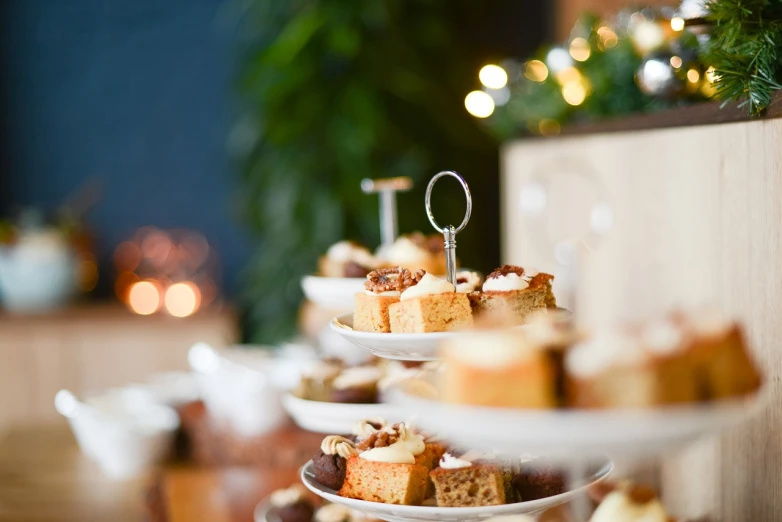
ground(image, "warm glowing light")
xmin=165 ymin=282 xmax=200 ymax=318
xmin=524 ymin=60 xmax=548 ymax=82
xmin=687 ymin=69 xmax=700 ymax=83
xmin=464 ymin=91 xmax=495 ymax=118
xmin=631 ymin=21 xmax=666 ymax=55
xmin=539 ymin=119 xmax=561 ymax=136
xmin=128 ymin=281 xmax=161 ymax=315
xmin=569 ymin=37 xmax=591 ymax=62
xmin=478 ymin=65 xmax=508 ymax=89
xmin=670 ymin=56 xmax=683 ymax=69
xmin=562 ymin=82 xmax=587 ymax=106
xmin=597 ymin=26 xmax=618 ymax=49
xmin=555 ymin=67 xmax=582 ymax=85
xmin=670 ymin=17 xmax=685 ymax=31
xmin=705 ymin=66 xmax=717 ymax=83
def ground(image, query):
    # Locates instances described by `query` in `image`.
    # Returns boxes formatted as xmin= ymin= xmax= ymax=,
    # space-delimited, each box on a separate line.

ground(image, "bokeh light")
xmin=562 ymin=83 xmax=587 ymax=106
xmin=128 ymin=281 xmax=161 ymax=315
xmin=164 ymin=282 xmax=200 ymax=318
xmin=687 ymin=69 xmax=700 ymax=83
xmin=569 ymin=37 xmax=591 ymax=62
xmin=464 ymin=91 xmax=495 ymax=118
xmin=670 ymin=17 xmax=685 ymax=31
xmin=539 ymin=119 xmax=561 ymax=136
xmin=478 ymin=65 xmax=508 ymax=89
xmin=670 ymin=56 xmax=683 ymax=69
xmin=524 ymin=60 xmax=548 ymax=83
xmin=597 ymin=26 xmax=618 ymax=49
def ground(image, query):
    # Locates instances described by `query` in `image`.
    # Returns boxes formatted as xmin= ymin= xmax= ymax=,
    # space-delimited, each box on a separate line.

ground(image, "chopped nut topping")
xmin=356 ymin=429 xmax=399 ymax=451
xmin=528 ymin=272 xmax=554 ymax=289
xmin=365 ymin=267 xmax=425 ymax=293
xmin=486 ymin=265 xmax=525 ymax=279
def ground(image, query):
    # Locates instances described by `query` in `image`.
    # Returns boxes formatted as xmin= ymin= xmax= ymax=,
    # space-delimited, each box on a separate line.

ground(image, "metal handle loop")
xmin=425 ymin=171 xmax=472 ymax=234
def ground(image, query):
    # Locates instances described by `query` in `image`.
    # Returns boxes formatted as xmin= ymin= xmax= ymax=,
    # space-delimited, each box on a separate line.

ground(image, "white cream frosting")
xmin=352 ymin=417 xmax=387 ymax=439
xmin=326 ymin=241 xmax=376 ymax=268
xmin=399 ymin=273 xmax=454 ymax=301
xmin=332 ymin=366 xmax=382 ymax=390
xmin=589 ymin=490 xmax=669 ymax=522
xmin=359 ymin=445 xmax=415 ymax=464
xmin=358 ymin=423 xmax=425 ymax=464
xmin=483 ymin=272 xmax=529 ymax=292
xmin=566 ymin=329 xmax=646 ymax=378
xmin=642 ymin=319 xmax=684 ymax=356
xmin=304 ymin=362 xmax=343 ymax=382
xmin=455 ymin=271 xmax=482 ymax=293
xmin=380 ymin=236 xmax=429 ymax=265
xmin=314 ymin=503 xmax=351 ymax=522
xmin=269 ymin=485 xmax=305 ymax=507
xmin=439 ymin=453 xmax=472 ymax=469
xmin=320 ymin=435 xmax=357 ymax=458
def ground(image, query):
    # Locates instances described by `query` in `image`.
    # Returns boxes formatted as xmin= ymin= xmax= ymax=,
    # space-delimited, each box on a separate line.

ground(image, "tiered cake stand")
xmin=282 ymin=171 xmax=766 ymax=522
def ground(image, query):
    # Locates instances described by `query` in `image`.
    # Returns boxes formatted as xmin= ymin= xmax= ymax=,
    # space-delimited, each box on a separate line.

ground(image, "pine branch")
xmin=705 ymin=0 xmax=782 ymax=115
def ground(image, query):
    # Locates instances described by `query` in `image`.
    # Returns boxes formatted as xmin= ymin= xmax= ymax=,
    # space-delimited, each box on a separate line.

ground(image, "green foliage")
xmin=488 ymin=14 xmax=705 ymax=140
xmin=236 ymin=1 xmax=497 ymax=343
xmin=705 ymin=0 xmax=782 ymax=114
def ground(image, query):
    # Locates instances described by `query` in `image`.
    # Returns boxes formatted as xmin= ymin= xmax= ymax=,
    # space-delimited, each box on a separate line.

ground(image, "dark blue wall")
xmin=0 ymin=0 xmax=250 ymax=296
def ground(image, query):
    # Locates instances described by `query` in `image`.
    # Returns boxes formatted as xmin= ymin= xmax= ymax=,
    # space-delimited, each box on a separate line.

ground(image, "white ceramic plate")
xmin=389 ymin=387 xmax=769 ymax=459
xmin=283 ymin=393 xmax=405 ymax=434
xmin=329 ymin=314 xmax=480 ymax=361
xmin=302 ymin=275 xmax=365 ymax=310
xmin=300 ymin=460 xmax=612 ymax=522
xmin=254 ymin=499 xmax=274 ymax=522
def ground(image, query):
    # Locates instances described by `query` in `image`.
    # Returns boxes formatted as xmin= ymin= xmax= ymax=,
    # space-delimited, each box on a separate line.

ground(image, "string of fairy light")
xmin=465 ymin=9 xmax=718 ymax=130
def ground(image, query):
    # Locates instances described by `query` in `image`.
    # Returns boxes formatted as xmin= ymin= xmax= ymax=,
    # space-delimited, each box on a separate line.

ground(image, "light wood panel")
xmin=502 ymin=118 xmax=782 ymax=520
xmin=0 ymin=304 xmax=238 ymax=431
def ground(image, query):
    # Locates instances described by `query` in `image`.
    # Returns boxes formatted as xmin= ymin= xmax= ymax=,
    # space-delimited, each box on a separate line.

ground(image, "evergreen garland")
xmin=705 ymin=0 xmax=782 ymax=114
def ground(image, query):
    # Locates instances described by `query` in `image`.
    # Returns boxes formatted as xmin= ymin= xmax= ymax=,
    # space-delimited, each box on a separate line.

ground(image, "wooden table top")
xmin=0 ymin=423 xmax=296 ymax=522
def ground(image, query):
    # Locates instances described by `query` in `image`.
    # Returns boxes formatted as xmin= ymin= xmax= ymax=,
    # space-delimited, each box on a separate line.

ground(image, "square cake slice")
xmin=338 ymin=455 xmax=429 ymax=505
xmin=388 ymin=293 xmax=473 ymax=333
xmin=429 ymin=460 xmax=506 ymax=507
xmin=353 ymin=292 xmax=400 ymax=333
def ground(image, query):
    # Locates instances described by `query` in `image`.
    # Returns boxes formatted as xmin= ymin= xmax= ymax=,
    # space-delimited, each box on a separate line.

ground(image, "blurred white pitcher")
xmin=188 ymin=343 xmax=287 ymax=437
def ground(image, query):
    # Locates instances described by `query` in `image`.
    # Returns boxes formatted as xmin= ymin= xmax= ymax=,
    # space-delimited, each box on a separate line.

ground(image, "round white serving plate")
xmin=300 ymin=459 xmax=612 ymax=522
xmin=302 ymin=276 xmax=364 ymax=310
xmin=283 ymin=393 xmax=405 ymax=434
xmin=389 ymin=387 xmax=768 ymax=459
xmin=330 ymin=314 xmax=501 ymax=361
xmin=254 ymin=499 xmax=274 ymax=522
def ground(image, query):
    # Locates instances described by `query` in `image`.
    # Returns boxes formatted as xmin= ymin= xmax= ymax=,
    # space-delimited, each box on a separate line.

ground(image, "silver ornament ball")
xmin=636 ymin=55 xmax=684 ymax=98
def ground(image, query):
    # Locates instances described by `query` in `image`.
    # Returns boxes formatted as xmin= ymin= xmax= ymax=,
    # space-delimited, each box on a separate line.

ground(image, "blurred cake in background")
xmin=376 ymin=232 xmax=450 ymax=275
xmin=318 ymin=241 xmax=379 ymax=278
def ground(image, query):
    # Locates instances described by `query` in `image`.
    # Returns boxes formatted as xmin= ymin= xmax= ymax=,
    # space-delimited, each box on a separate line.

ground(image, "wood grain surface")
xmin=502 ymin=116 xmax=782 ymax=521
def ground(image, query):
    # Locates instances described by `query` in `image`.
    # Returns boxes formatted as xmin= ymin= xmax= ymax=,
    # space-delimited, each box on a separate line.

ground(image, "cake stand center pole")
xmin=379 ymin=190 xmax=398 ymax=248
xmin=444 ymin=225 xmax=457 ymax=286
xmin=361 ymin=176 xmax=413 ymax=248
